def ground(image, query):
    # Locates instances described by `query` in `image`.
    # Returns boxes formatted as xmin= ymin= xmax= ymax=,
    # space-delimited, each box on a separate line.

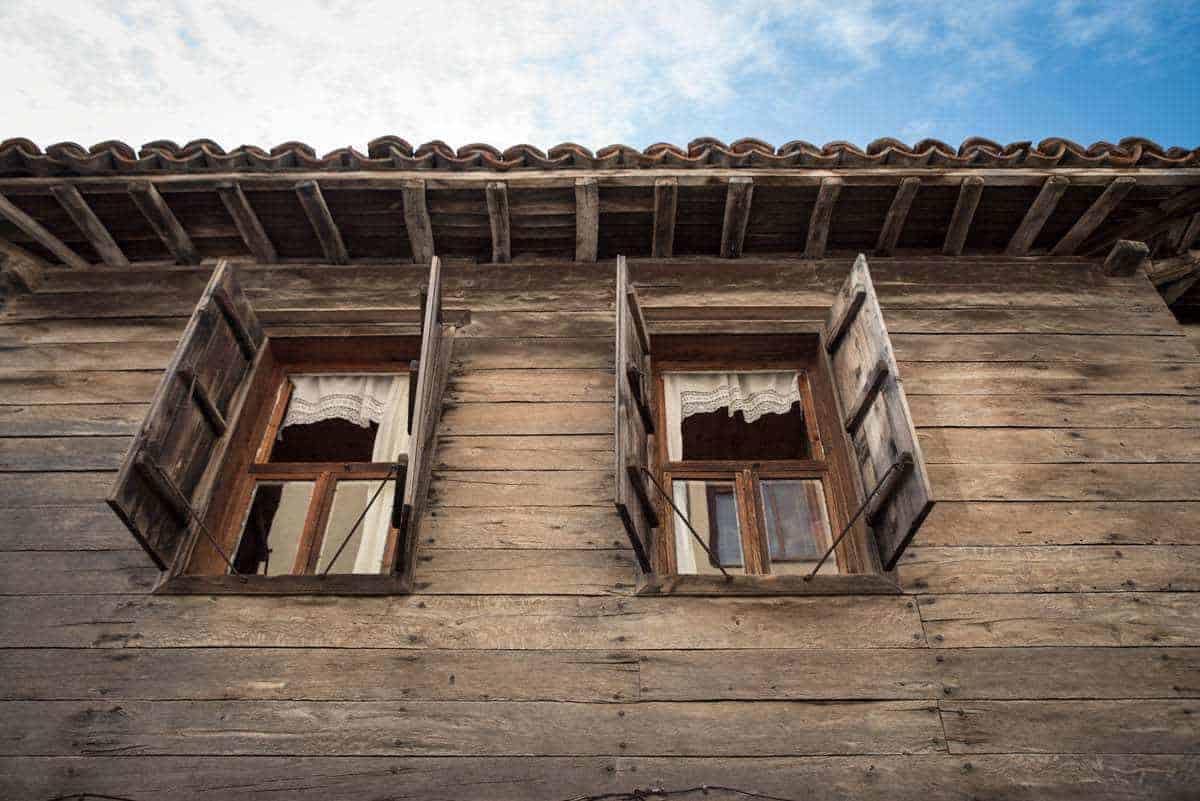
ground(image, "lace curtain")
xmin=663 ymin=371 xmax=801 ymax=460
xmin=282 ymin=374 xmax=410 ymax=574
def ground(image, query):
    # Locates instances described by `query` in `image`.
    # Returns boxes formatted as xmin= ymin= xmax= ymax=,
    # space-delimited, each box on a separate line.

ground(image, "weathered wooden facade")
xmin=1 ymin=136 xmax=1199 ymax=800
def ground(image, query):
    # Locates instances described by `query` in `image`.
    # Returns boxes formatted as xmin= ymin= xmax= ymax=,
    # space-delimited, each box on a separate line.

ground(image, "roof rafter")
xmin=652 ymin=177 xmax=678 ymax=258
xmin=0 ymin=191 xmax=91 ymax=268
xmin=128 ymin=181 xmax=200 ymax=264
xmin=943 ymin=176 xmax=985 ymax=257
xmin=485 ymin=181 xmax=510 ymax=264
xmin=294 ymin=180 xmax=349 ymax=264
xmin=1006 ymin=175 xmax=1069 ymax=256
xmin=875 ymin=177 xmax=920 ymax=256
xmin=1051 ymin=176 xmax=1136 ymax=256
xmin=216 ymin=181 xmax=277 ymax=263
xmin=49 ymin=184 xmax=128 ymax=266
xmin=720 ymin=177 xmax=754 ymax=258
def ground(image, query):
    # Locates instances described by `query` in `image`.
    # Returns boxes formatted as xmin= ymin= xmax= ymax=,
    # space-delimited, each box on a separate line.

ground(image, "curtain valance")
xmin=282 ymin=374 xmax=402 ymax=430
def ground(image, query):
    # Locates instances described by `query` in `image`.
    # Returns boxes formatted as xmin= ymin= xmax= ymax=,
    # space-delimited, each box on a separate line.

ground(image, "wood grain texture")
xmin=918 ymin=501 xmax=1200 ymax=546
xmin=50 ymin=184 xmax=129 ymax=266
xmin=216 ymin=181 xmax=277 ymax=262
xmin=0 ymin=192 xmax=91 ymax=269
xmin=917 ymin=427 xmax=1200 ymax=464
xmin=574 ymin=178 xmax=598 ymax=262
xmin=719 ymin=177 xmax=753 ymax=258
xmin=128 ymin=182 xmax=200 ymax=265
xmin=294 ymin=180 xmax=349 ymax=264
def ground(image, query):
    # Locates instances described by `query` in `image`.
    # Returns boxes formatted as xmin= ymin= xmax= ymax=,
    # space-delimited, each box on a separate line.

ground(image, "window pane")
xmin=232 ymin=481 xmax=315 ymax=575
xmin=759 ymin=479 xmax=836 ymax=575
xmin=671 ymin=479 xmax=746 ymax=575
xmin=318 ymin=480 xmax=395 ymax=575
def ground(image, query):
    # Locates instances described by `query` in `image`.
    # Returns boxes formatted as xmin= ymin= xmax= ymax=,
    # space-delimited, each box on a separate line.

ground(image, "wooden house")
xmin=1 ymin=136 xmax=1199 ymax=800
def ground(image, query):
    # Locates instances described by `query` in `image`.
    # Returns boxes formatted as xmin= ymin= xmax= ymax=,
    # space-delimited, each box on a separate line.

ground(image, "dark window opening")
xmin=270 ymin=418 xmax=380 ymax=463
xmin=680 ymin=401 xmax=808 ymax=461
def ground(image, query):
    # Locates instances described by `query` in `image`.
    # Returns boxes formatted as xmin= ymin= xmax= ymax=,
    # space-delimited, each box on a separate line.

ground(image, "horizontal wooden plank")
xmin=901 ymin=362 xmax=1200 ymax=396
xmin=639 ymin=649 xmax=940 ymax=700
xmin=941 ymin=700 xmax=1200 ymax=754
xmin=457 ymin=310 xmax=614 ymax=338
xmin=939 ymin=647 xmax=1200 ymax=699
xmin=0 ymin=435 xmax=129 ymax=471
xmin=882 ymin=307 xmax=1184 ymax=336
xmin=0 ymin=471 xmax=115 ymax=506
xmin=920 ymin=592 xmax=1200 ymax=647
xmin=436 ymin=435 xmax=612 ymax=471
xmin=893 ymin=334 xmax=1200 ymax=364
xmin=0 ymin=370 xmax=160 ymax=403
xmin=910 ymin=395 xmax=1200 ymax=428
xmin=453 ymin=338 xmax=611 ymax=369
xmin=415 ymin=549 xmax=634 ymax=595
xmin=8 ymin=754 xmax=1194 ymax=801
xmin=928 ymin=463 xmax=1200 ymax=501
xmin=0 ymin=341 xmax=176 ymax=372
xmin=0 ymin=699 xmax=943 ymax=756
xmin=900 ymin=546 xmax=1200 ymax=593
xmin=0 ymin=316 xmax=187 ymax=346
xmin=0 ymin=649 xmax=638 ymax=702
xmin=424 ymin=506 xmax=629 ymax=550
xmin=0 ymin=504 xmax=132 ymax=550
xmin=0 ymin=550 xmax=155 ymax=595
xmin=918 ymin=428 xmax=1200 ymax=464
xmin=918 ymin=502 xmax=1200 ymax=546
xmin=430 ymin=470 xmax=611 ymax=508
xmin=448 ymin=370 xmax=612 ymax=403
xmin=440 ymin=402 xmax=612 ymax=435
xmin=0 ymin=403 xmax=146 ymax=436
xmin=0 ymin=594 xmax=926 ymax=649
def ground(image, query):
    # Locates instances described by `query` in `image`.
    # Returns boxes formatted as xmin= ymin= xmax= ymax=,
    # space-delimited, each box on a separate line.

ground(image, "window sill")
xmin=156 ymin=573 xmax=413 ymax=596
xmin=636 ymin=572 xmax=901 ymax=596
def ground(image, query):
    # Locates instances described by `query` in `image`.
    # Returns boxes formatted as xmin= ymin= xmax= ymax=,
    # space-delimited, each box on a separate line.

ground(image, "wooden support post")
xmin=720 ymin=176 xmax=754 ymax=259
xmin=805 ymin=177 xmax=843 ymax=259
xmin=49 ymin=184 xmax=128 ymax=266
xmin=0 ymin=191 xmax=91 ymax=269
xmin=128 ymin=181 xmax=200 ymax=265
xmin=1006 ymin=175 xmax=1069 ymax=256
xmin=0 ymin=238 xmax=46 ymax=293
xmin=216 ymin=181 xmax=277 ymax=263
xmin=875 ymin=177 xmax=920 ymax=256
xmin=402 ymin=179 xmax=435 ymax=265
xmin=1103 ymin=239 xmax=1150 ymax=276
xmin=1051 ymin=176 xmax=1136 ymax=256
xmin=575 ymin=177 xmax=599 ymax=263
xmin=652 ymin=177 xmax=678 ymax=258
xmin=294 ymin=180 xmax=349 ymax=264
xmin=485 ymin=181 xmax=510 ymax=264
xmin=943 ymin=176 xmax=985 ymax=256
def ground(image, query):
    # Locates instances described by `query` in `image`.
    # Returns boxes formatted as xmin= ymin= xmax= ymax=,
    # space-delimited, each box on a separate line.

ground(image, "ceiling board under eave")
xmin=168 ymin=189 xmax=251 ymax=261
xmin=427 ymin=187 xmax=487 ymax=262
xmin=0 ymin=192 xmax=102 ymax=264
xmin=243 ymin=188 xmax=324 ymax=260
xmin=674 ymin=184 xmax=725 ymax=256
xmin=896 ymin=184 xmax=958 ymax=251
xmin=828 ymin=185 xmax=894 ymax=252
xmin=508 ymin=186 xmax=574 ymax=259
xmin=324 ymin=187 xmax=412 ymax=261
xmin=81 ymin=190 xmax=173 ymax=262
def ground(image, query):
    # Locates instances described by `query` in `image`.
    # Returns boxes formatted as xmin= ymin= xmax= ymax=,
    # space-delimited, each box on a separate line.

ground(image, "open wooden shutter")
xmin=396 ymin=255 xmax=454 ymax=579
xmin=108 ymin=260 xmax=266 ymax=570
xmin=614 ymin=255 xmax=659 ymax=572
xmin=824 ymin=254 xmax=934 ymax=570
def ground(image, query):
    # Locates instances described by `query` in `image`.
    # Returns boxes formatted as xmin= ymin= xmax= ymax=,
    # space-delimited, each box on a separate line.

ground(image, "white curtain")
xmin=663 ymin=371 xmax=801 ymax=460
xmin=283 ymin=374 xmax=410 ymax=574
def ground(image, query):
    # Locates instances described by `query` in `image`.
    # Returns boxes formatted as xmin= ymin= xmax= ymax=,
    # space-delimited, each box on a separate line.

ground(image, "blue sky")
xmin=2 ymin=0 xmax=1197 ymax=153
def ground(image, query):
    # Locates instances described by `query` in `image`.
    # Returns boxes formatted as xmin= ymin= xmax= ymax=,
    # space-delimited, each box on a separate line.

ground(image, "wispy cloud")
xmin=0 ymin=0 xmax=1194 ymax=152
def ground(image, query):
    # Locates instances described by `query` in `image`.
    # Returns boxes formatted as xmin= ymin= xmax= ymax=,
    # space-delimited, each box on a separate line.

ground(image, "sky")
xmin=1 ymin=0 xmax=1198 ymax=154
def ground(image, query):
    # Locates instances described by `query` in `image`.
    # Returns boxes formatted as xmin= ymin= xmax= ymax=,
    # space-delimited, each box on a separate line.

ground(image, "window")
xmin=108 ymin=258 xmax=452 ymax=594
xmin=613 ymin=254 xmax=935 ymax=594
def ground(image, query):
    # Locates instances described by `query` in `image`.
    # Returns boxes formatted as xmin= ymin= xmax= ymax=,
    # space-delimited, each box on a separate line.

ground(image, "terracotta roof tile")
xmin=0 ymin=136 xmax=1195 ymax=177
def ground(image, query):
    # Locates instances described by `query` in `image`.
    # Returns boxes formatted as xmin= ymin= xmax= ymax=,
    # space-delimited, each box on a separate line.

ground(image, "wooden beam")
xmin=875 ymin=177 xmax=920 ymax=256
xmin=49 ymin=184 xmax=128 ymax=266
xmin=0 ymin=238 xmax=45 ymax=292
xmin=216 ymin=181 xmax=277 ymax=263
xmin=1051 ymin=176 xmax=1136 ymax=256
xmin=1103 ymin=239 xmax=1150 ymax=276
xmin=294 ymin=180 xmax=349 ymax=264
xmin=720 ymin=176 xmax=754 ymax=258
xmin=1146 ymin=250 xmax=1200 ymax=287
xmin=1162 ymin=272 xmax=1200 ymax=305
xmin=402 ymin=179 xmax=435 ymax=265
xmin=1083 ymin=184 xmax=1200 ymax=256
xmin=652 ymin=177 xmax=678 ymax=258
xmin=485 ymin=182 xmax=510 ymax=264
xmin=804 ymin=177 xmax=843 ymax=259
xmin=1178 ymin=212 xmax=1200 ymax=254
xmin=943 ymin=176 xmax=985 ymax=256
xmin=574 ymin=177 xmax=599 ymax=262
xmin=1006 ymin=175 xmax=1069 ymax=256
xmin=0 ymin=191 xmax=91 ymax=268
xmin=128 ymin=181 xmax=200 ymax=265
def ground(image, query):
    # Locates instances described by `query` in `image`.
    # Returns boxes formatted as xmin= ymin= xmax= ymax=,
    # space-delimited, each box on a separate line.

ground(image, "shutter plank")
xmin=398 ymin=256 xmax=453 ymax=582
xmin=824 ymin=254 xmax=934 ymax=570
xmin=107 ymin=260 xmax=266 ymax=570
xmin=614 ymin=256 xmax=657 ymax=572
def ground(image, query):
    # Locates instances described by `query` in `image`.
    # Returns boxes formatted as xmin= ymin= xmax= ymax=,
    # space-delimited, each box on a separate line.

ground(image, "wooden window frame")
xmin=640 ymin=335 xmax=901 ymax=596
xmin=159 ymin=336 xmax=420 ymax=596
